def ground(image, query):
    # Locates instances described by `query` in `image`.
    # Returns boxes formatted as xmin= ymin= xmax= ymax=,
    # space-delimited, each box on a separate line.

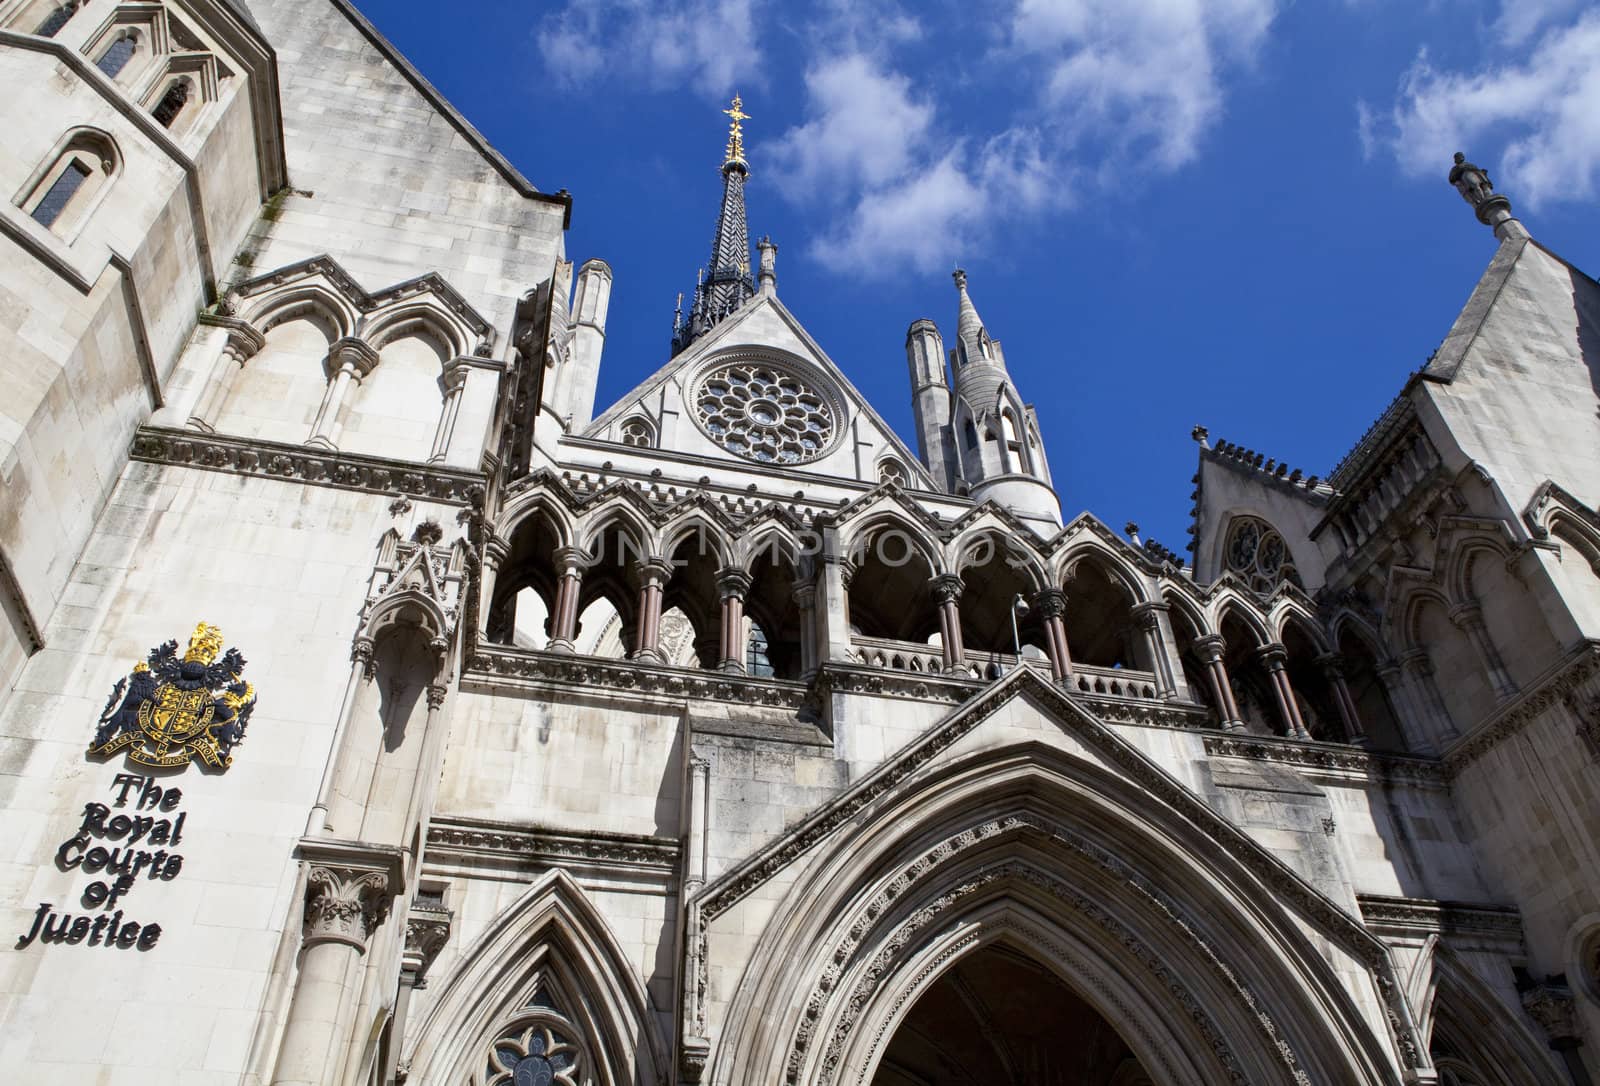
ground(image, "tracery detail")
xmin=1224 ymin=515 xmax=1301 ymax=594
xmin=485 ymin=1020 xmax=581 ymax=1086
xmin=694 ymin=361 xmax=835 ymax=464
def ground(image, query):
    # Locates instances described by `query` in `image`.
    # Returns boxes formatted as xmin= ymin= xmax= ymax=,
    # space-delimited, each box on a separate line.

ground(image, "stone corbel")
xmin=403 ymin=904 xmax=453 ymax=988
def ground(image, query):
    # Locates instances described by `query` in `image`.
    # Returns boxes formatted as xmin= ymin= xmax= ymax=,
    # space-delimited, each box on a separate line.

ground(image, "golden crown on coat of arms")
xmin=182 ymin=622 xmax=225 ymax=665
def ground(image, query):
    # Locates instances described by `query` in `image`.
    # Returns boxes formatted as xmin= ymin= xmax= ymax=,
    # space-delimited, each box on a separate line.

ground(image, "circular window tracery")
xmin=1224 ymin=516 xmax=1301 ymax=595
xmin=693 ymin=361 xmax=837 ymax=464
xmin=485 ymin=1020 xmax=581 ymax=1086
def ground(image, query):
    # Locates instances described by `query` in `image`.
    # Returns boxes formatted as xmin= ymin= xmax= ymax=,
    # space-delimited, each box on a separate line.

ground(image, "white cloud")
xmin=1370 ymin=10 xmax=1600 ymax=207
xmin=536 ymin=0 xmax=762 ymax=95
xmin=1010 ymin=0 xmax=1279 ymax=170
xmin=765 ymin=54 xmax=935 ymax=199
xmin=1493 ymin=0 xmax=1580 ymax=46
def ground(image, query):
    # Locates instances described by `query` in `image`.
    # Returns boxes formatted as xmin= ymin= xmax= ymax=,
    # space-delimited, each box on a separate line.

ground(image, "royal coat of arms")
xmin=89 ymin=623 xmax=257 ymax=771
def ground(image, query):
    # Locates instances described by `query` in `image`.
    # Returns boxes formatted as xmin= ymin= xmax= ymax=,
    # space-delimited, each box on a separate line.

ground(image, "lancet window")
xmin=95 ymin=35 xmax=136 ymax=79
xmin=619 ymin=416 xmax=654 ymax=448
xmin=152 ymin=78 xmax=191 ymax=128
xmin=33 ymin=1 xmax=79 ymax=36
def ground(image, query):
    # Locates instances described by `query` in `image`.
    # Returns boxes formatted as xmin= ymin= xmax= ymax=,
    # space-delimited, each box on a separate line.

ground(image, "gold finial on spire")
xmin=723 ymin=94 xmax=751 ymax=168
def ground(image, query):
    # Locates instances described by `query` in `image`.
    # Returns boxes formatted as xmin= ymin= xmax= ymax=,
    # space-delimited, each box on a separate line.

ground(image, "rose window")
xmin=694 ymin=362 xmax=836 ymax=464
xmin=485 ymin=1022 xmax=580 ymax=1086
xmin=1224 ymin=516 xmax=1301 ymax=595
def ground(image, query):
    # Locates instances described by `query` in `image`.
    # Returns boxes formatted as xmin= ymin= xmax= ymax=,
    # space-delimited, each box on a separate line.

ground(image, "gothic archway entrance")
xmin=873 ymin=942 xmax=1151 ymax=1085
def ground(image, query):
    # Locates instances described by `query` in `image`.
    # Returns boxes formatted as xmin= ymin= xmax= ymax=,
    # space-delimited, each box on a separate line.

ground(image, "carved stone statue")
xmin=1448 ymin=151 xmax=1495 ymax=207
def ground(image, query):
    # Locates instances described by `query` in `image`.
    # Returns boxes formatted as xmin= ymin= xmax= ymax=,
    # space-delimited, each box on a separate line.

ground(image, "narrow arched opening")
xmin=957 ymin=534 xmax=1047 ymax=675
xmin=488 ymin=510 xmax=563 ymax=648
xmin=1336 ymin=626 xmax=1406 ymax=751
xmin=746 ymin=547 xmax=801 ymax=679
xmin=1165 ymin=598 xmax=1220 ymax=726
xmin=1281 ymin=618 xmax=1339 ymax=740
xmin=1062 ymin=556 xmax=1138 ymax=669
xmin=846 ymin=523 xmax=939 ymax=648
xmin=1220 ymin=610 xmax=1283 ymax=736
xmin=874 ymin=942 xmax=1151 ymax=1085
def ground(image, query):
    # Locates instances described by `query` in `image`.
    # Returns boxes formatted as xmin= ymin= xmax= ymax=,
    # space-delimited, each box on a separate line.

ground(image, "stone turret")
xmin=905 ymin=318 xmax=957 ymax=489
xmin=948 ymin=269 xmax=1059 ymax=523
xmin=560 ymin=258 xmax=612 ymax=429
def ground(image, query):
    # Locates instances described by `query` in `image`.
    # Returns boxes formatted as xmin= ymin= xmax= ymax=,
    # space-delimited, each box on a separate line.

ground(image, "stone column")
xmin=187 ymin=321 xmax=265 ymax=431
xmin=272 ymin=863 xmax=393 ymax=1086
xmin=1398 ymin=649 xmax=1459 ymax=752
xmin=717 ymin=567 xmax=752 ymax=673
xmin=1032 ymin=588 xmax=1071 ymax=683
xmin=477 ymin=536 xmax=509 ymax=640
xmin=1257 ymin=643 xmax=1310 ymax=738
xmin=684 ymin=753 xmax=711 ymax=898
xmin=793 ymin=581 xmax=819 ymax=680
xmin=631 ymin=558 xmax=671 ymax=663
xmin=931 ymin=573 xmax=966 ymax=674
xmin=1317 ymin=652 xmax=1368 ymax=745
xmin=1449 ymin=602 xmax=1519 ymax=700
xmin=1194 ymin=634 xmax=1245 ymax=731
xmin=1130 ymin=602 xmax=1176 ymax=697
xmin=428 ymin=361 xmax=471 ymax=462
xmin=820 ymin=539 xmax=855 ymax=663
xmin=546 ymin=546 xmax=588 ymax=653
xmin=306 ymin=337 xmax=378 ymax=450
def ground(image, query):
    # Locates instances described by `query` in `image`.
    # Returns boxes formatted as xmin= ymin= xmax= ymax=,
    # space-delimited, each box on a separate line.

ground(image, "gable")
xmin=584 ymin=293 xmax=934 ymax=487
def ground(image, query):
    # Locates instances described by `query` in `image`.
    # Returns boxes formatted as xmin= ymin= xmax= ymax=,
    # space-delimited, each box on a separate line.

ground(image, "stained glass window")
xmin=35 ymin=3 xmax=79 ymax=37
xmin=96 ymin=36 xmax=136 ymax=79
xmin=693 ymin=361 xmax=835 ymax=464
xmin=30 ymin=160 xmax=90 ymax=228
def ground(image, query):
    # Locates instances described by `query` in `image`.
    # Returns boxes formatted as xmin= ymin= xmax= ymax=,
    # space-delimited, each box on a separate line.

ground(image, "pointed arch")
xmin=838 ymin=508 xmax=942 ymax=578
xmin=1054 ymin=539 xmax=1150 ymax=607
xmin=661 ymin=512 xmax=733 ymax=570
xmin=710 ymin=738 xmax=1403 ymax=1086
xmin=363 ymin=301 xmax=473 ymax=361
xmin=1212 ymin=593 xmax=1272 ymax=647
xmin=406 ymin=870 xmax=669 ymax=1086
xmin=240 ymin=284 xmax=357 ymax=342
xmin=1427 ymin=949 xmax=1563 ymax=1086
xmin=577 ymin=501 xmax=653 ymax=562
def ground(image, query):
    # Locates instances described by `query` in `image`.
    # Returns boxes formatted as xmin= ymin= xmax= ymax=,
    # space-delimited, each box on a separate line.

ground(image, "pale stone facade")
xmin=1 ymin=3 xmax=1597 ymax=1085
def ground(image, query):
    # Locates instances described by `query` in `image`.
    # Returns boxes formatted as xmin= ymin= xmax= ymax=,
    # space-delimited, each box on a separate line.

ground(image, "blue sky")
xmin=360 ymin=0 xmax=1600 ymax=553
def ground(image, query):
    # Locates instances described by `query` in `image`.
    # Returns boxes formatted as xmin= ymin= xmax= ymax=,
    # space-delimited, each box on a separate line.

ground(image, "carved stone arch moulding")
xmin=699 ymin=679 xmax=1422 ymax=1086
xmin=767 ymin=815 xmax=1310 ymax=1086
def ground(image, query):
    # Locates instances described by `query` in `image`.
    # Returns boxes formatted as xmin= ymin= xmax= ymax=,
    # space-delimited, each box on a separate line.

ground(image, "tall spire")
xmin=952 ymin=268 xmax=1001 ymax=371
xmin=673 ymin=96 xmax=757 ymax=355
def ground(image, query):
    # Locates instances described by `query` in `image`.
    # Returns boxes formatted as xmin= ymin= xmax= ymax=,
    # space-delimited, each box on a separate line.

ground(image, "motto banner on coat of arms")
xmin=88 ymin=623 xmax=257 ymax=771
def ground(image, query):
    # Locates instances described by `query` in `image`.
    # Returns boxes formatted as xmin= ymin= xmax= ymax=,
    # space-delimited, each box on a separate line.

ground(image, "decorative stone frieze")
xmin=1204 ymin=734 xmax=1446 ymax=786
xmin=462 ymin=645 xmax=810 ymax=709
xmin=426 ymin=816 xmax=680 ymax=876
xmin=131 ymin=425 xmax=485 ymax=503
xmin=1356 ymin=894 xmax=1525 ymax=941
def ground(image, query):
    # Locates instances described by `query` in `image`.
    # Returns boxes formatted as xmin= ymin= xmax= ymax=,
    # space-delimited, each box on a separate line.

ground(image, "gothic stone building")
xmin=1 ymin=2 xmax=1598 ymax=1084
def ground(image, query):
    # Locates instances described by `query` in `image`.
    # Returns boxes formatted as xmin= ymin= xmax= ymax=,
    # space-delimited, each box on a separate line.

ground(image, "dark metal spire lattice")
xmin=673 ymin=96 xmax=756 ymax=355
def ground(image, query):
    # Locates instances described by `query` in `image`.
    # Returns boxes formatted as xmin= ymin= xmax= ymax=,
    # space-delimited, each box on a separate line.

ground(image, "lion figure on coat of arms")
xmin=89 ymin=622 xmax=258 ymax=771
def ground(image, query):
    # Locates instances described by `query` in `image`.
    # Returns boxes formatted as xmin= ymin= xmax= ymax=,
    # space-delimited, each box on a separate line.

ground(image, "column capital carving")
xmin=1255 ymin=642 xmax=1289 ymax=670
xmin=791 ymin=581 xmax=817 ymax=608
xmin=351 ymin=636 xmax=375 ymax=681
xmin=553 ymin=545 xmax=589 ymax=574
xmin=1398 ymin=647 xmax=1435 ymax=676
xmin=1193 ymin=633 xmax=1226 ymax=663
xmin=930 ymin=572 xmax=965 ymax=605
xmin=1447 ymin=601 xmax=1485 ymax=630
xmin=219 ymin=319 xmax=267 ymax=360
xmin=635 ymin=556 xmax=673 ymax=587
xmin=328 ymin=335 xmax=380 ymax=378
xmin=1520 ymin=981 xmax=1579 ymax=1046
xmin=1129 ymin=600 xmax=1166 ymax=630
xmin=403 ymin=906 xmax=452 ymax=988
xmin=1315 ymin=651 xmax=1347 ymax=679
xmin=437 ymin=364 xmax=471 ymax=395
xmin=483 ymin=535 xmax=511 ymax=566
xmin=304 ymin=865 xmax=392 ymax=951
xmin=426 ymin=683 xmax=449 ymax=710
xmin=716 ymin=566 xmax=753 ymax=600
xmin=1031 ymin=587 xmax=1067 ymax=620
xmin=837 ymin=557 xmax=857 ymax=590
